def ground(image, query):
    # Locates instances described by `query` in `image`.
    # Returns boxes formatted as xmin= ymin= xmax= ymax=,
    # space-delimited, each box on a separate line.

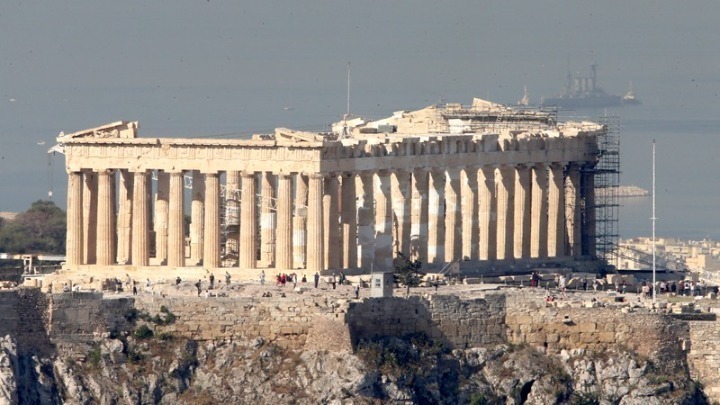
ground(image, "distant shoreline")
xmin=597 ymin=185 xmax=649 ymax=198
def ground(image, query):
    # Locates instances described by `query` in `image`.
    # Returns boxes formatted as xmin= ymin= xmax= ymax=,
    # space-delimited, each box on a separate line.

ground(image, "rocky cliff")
xmin=0 ymin=287 xmax=715 ymax=404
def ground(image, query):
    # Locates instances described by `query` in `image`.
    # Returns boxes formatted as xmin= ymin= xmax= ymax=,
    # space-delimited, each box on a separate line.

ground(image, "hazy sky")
xmin=1 ymin=1 xmax=719 ymax=239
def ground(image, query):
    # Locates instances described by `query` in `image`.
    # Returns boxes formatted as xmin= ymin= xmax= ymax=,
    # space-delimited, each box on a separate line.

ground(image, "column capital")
xmin=241 ymin=170 xmax=256 ymax=178
xmin=307 ymin=172 xmax=325 ymax=180
xmin=275 ymin=171 xmax=293 ymax=179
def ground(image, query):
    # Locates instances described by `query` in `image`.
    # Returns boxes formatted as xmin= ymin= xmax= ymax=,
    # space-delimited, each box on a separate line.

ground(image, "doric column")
xmin=323 ymin=174 xmax=340 ymax=270
xmin=66 ymin=171 xmax=83 ymax=266
xmin=356 ymin=172 xmax=375 ymax=270
xmin=240 ymin=171 xmax=257 ymax=269
xmin=306 ymin=173 xmax=325 ymax=272
xmin=566 ymin=164 xmax=582 ymax=258
xmin=391 ymin=170 xmax=411 ymax=257
xmin=154 ymin=171 xmax=169 ymax=264
xmin=225 ymin=171 xmax=240 ymax=261
xmin=548 ymin=164 xmax=566 ymax=257
xmin=478 ymin=166 xmax=496 ymax=260
xmin=116 ymin=170 xmax=133 ymax=265
xmin=410 ymin=169 xmax=429 ymax=261
xmin=293 ymin=174 xmax=308 ymax=269
xmin=341 ymin=172 xmax=357 ymax=269
xmin=496 ymin=165 xmax=514 ymax=260
xmin=260 ymin=172 xmax=276 ymax=267
xmin=96 ymin=170 xmax=116 ymax=266
xmin=444 ymin=168 xmax=461 ymax=261
xmin=513 ymin=165 xmax=532 ymax=259
xmin=275 ymin=173 xmax=293 ymax=270
xmin=583 ymin=166 xmax=596 ymax=257
xmin=203 ymin=172 xmax=221 ymax=268
xmin=131 ymin=170 xmax=150 ymax=266
xmin=82 ymin=171 xmax=97 ymax=264
xmin=374 ymin=170 xmax=393 ymax=271
xmin=530 ymin=164 xmax=548 ymax=258
xmin=461 ymin=167 xmax=478 ymax=260
xmin=428 ymin=170 xmax=445 ymax=263
xmin=189 ymin=170 xmax=205 ymax=266
xmin=167 ymin=171 xmax=185 ymax=268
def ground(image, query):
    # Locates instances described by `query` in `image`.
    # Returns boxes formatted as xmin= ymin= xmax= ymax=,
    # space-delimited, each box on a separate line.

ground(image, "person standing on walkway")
xmin=314 ymin=272 xmax=320 ymax=288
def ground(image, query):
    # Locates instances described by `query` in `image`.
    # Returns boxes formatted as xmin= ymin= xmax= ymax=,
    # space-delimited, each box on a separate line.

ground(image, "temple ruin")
xmin=58 ymin=99 xmax=608 ymax=274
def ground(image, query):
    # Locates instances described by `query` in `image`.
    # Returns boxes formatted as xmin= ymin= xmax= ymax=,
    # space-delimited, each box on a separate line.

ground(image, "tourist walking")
xmin=209 ymin=273 xmax=215 ymax=290
xmin=314 ymin=272 xmax=320 ymax=288
xmin=225 ymin=271 xmax=231 ymax=286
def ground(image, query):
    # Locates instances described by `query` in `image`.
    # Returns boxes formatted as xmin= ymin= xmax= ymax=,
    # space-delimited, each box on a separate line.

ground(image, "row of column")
xmin=66 ymin=163 xmax=593 ymax=272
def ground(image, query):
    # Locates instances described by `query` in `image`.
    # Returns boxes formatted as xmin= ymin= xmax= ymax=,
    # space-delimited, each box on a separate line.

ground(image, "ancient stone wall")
xmin=503 ymin=294 xmax=690 ymax=374
xmin=687 ymin=320 xmax=720 ymax=399
xmin=133 ymin=296 xmax=341 ymax=350
xmin=4 ymin=289 xmax=720 ymax=399
xmin=344 ymin=295 xmax=506 ymax=349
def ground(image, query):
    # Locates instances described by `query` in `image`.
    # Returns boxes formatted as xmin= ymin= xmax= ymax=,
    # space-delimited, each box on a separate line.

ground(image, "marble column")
xmin=513 ymin=165 xmax=532 ymax=259
xmin=293 ymin=174 xmax=308 ymax=269
xmin=391 ymin=170 xmax=411 ymax=257
xmin=203 ymin=172 xmax=221 ymax=268
xmin=374 ymin=170 xmax=393 ymax=271
xmin=96 ymin=170 xmax=116 ymax=266
xmin=428 ymin=170 xmax=445 ymax=263
xmin=356 ymin=172 xmax=375 ymax=270
xmin=461 ymin=167 xmax=478 ymax=260
xmin=341 ymin=172 xmax=357 ymax=269
xmin=276 ymin=173 xmax=293 ymax=270
xmin=496 ymin=166 xmax=514 ymax=260
xmin=478 ymin=167 xmax=496 ymax=261
xmin=167 ymin=171 xmax=185 ymax=268
xmin=444 ymin=168 xmax=461 ymax=261
xmin=410 ymin=169 xmax=429 ymax=261
xmin=323 ymin=174 xmax=340 ymax=270
xmin=83 ymin=171 xmax=98 ymax=264
xmin=189 ymin=170 xmax=205 ymax=265
xmin=131 ymin=170 xmax=150 ymax=266
xmin=548 ymin=164 xmax=566 ymax=257
xmin=225 ymin=171 xmax=241 ymax=261
xmin=66 ymin=171 xmax=83 ymax=266
xmin=583 ymin=167 xmax=596 ymax=257
xmin=260 ymin=172 xmax=276 ymax=267
xmin=566 ymin=164 xmax=582 ymax=258
xmin=154 ymin=171 xmax=170 ymax=264
xmin=530 ymin=164 xmax=548 ymax=258
xmin=306 ymin=173 xmax=324 ymax=272
xmin=116 ymin=170 xmax=133 ymax=265
xmin=240 ymin=171 xmax=257 ymax=269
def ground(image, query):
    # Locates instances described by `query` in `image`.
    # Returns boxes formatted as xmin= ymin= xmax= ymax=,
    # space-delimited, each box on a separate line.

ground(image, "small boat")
xmin=622 ymin=81 xmax=641 ymax=105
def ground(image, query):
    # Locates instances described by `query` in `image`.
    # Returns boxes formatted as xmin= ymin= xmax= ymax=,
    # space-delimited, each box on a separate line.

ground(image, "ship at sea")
xmin=541 ymin=64 xmax=639 ymax=109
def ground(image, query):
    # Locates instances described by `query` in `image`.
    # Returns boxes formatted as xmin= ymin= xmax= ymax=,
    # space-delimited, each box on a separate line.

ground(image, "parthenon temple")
xmin=59 ymin=99 xmax=605 ymax=274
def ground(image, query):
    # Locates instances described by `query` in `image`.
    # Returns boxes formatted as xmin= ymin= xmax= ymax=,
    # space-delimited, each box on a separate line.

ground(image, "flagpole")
xmin=652 ymin=140 xmax=657 ymax=304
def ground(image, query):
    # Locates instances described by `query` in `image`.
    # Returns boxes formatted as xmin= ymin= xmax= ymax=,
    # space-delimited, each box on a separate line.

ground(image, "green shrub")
xmin=134 ymin=324 xmax=154 ymax=340
xmin=87 ymin=345 xmax=102 ymax=367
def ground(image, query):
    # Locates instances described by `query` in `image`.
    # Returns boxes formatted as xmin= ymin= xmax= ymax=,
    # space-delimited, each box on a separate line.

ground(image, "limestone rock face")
xmin=0 ymin=336 xmax=18 ymax=404
xmin=0 ymin=334 xmax=707 ymax=404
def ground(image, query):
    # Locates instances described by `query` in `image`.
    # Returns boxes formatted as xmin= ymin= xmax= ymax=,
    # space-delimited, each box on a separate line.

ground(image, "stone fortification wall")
xmin=133 ymin=296 xmax=350 ymax=350
xmin=687 ymin=320 xmax=720 ymax=399
xmin=504 ymin=294 xmax=689 ymax=373
xmin=49 ymin=293 xmax=135 ymax=337
xmin=344 ymin=295 xmax=506 ymax=349
xmin=0 ymin=288 xmax=52 ymax=356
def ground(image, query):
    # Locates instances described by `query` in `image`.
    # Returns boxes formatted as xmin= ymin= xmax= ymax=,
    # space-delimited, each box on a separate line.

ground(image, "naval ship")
xmin=541 ymin=64 xmax=639 ymax=109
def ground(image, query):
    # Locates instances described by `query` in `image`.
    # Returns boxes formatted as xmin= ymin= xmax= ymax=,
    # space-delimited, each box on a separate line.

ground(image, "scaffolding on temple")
xmin=591 ymin=115 xmax=621 ymax=270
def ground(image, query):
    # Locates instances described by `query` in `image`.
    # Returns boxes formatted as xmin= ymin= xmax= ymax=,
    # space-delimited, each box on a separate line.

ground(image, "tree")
xmin=0 ymin=200 xmax=66 ymax=254
xmin=393 ymin=252 xmax=425 ymax=296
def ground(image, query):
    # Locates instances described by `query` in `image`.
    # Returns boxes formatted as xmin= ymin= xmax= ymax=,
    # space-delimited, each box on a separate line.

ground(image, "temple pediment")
xmin=58 ymin=121 xmax=138 ymax=141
